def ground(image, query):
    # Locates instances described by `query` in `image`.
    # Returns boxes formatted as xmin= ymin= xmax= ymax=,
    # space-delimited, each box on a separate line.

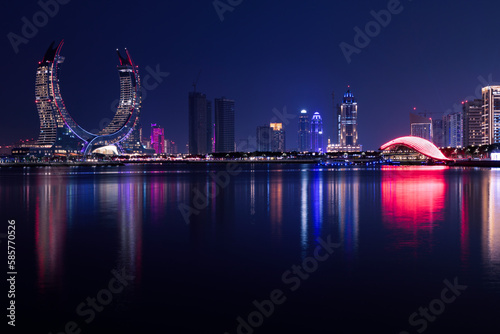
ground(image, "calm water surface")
xmin=1 ymin=164 xmax=499 ymax=333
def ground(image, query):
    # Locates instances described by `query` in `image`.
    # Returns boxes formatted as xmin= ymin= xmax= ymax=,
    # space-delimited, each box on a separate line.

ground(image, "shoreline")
xmin=1 ymin=159 xmax=500 ymax=168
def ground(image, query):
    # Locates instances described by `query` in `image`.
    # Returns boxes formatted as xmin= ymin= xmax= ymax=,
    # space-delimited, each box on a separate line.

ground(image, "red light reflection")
xmin=381 ymin=166 xmax=447 ymax=249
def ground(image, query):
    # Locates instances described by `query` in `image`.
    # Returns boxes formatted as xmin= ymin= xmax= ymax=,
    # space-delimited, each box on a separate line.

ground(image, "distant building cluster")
xmin=410 ymin=86 xmax=500 ymax=148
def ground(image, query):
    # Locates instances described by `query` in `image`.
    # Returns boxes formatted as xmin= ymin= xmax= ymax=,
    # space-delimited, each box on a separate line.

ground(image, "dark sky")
xmin=2 ymin=0 xmax=500 ymax=150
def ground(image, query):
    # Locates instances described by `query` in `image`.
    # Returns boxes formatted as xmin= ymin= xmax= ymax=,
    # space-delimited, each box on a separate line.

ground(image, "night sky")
xmin=2 ymin=0 xmax=500 ymax=150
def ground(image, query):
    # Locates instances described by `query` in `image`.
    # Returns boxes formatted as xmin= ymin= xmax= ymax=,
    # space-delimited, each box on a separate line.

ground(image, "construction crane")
xmin=192 ymin=70 xmax=202 ymax=92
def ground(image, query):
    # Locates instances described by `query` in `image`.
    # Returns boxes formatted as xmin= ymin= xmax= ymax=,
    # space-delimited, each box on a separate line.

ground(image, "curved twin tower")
xmin=35 ymin=40 xmax=142 ymax=156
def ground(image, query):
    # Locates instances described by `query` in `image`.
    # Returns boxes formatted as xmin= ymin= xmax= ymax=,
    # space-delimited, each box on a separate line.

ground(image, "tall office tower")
xmin=35 ymin=42 xmax=82 ymax=151
xmin=214 ymin=97 xmax=235 ymax=153
xmin=482 ymin=86 xmax=500 ymax=145
xmin=188 ymin=92 xmax=212 ymax=155
xmin=432 ymin=119 xmax=444 ymax=148
xmin=150 ymin=124 xmax=165 ymax=154
xmin=339 ymin=90 xmax=358 ymax=147
xmin=463 ymin=99 xmax=484 ymax=147
xmin=298 ymin=110 xmax=310 ymax=151
xmin=207 ymin=101 xmax=213 ymax=153
xmin=310 ymin=112 xmax=324 ymax=152
xmin=270 ymin=123 xmax=286 ymax=152
xmin=443 ymin=112 xmax=463 ymax=148
xmin=410 ymin=113 xmax=432 ymax=141
xmin=257 ymin=126 xmax=272 ymax=152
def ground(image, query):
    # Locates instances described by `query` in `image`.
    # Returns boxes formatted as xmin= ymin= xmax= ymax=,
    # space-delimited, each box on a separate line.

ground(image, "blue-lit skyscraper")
xmin=310 ymin=112 xmax=323 ymax=152
xmin=443 ymin=112 xmax=463 ymax=148
xmin=298 ymin=110 xmax=310 ymax=152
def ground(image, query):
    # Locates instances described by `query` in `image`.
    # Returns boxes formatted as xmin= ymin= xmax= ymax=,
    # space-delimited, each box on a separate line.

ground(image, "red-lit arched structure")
xmin=380 ymin=136 xmax=453 ymax=162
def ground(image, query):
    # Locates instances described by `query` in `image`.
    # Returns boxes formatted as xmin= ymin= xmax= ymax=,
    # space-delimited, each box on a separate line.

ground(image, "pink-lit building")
xmin=150 ymin=124 xmax=165 ymax=154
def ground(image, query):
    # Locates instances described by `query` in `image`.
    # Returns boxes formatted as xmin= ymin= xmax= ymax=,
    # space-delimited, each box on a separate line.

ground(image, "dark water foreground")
xmin=1 ymin=164 xmax=499 ymax=333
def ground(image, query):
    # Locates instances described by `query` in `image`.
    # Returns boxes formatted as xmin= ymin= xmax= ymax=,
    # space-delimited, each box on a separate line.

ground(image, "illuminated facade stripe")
xmin=379 ymin=136 xmax=453 ymax=161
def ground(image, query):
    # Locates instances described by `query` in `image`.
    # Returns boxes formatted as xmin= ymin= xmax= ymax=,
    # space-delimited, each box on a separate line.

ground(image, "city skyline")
xmin=4 ymin=2 xmax=500 ymax=334
xmin=7 ymin=39 xmax=500 ymax=156
xmin=3 ymin=1 xmax=500 ymax=150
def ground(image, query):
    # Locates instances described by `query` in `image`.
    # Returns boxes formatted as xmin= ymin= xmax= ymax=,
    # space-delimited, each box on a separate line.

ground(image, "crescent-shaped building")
xmin=34 ymin=40 xmax=142 ymax=156
xmin=380 ymin=136 xmax=453 ymax=162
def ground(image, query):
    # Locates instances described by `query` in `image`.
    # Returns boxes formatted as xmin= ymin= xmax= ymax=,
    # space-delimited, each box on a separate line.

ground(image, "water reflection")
xmin=250 ymin=170 xmax=255 ymax=216
xmin=381 ymin=166 xmax=447 ymax=251
xmin=269 ymin=170 xmax=283 ymax=238
xmin=117 ymin=182 xmax=143 ymax=284
xmin=325 ymin=170 xmax=359 ymax=257
xmin=486 ymin=170 xmax=500 ymax=290
xmin=7 ymin=164 xmax=500 ymax=304
xmin=35 ymin=176 xmax=67 ymax=292
xmin=32 ymin=169 xmax=143 ymax=294
xmin=300 ymin=170 xmax=309 ymax=256
xmin=311 ymin=170 xmax=323 ymax=242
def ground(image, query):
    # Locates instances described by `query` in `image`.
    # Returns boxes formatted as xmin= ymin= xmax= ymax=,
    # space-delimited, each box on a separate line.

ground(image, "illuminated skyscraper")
xmin=215 ymin=97 xmax=235 ymax=153
xmin=150 ymin=124 xmax=165 ymax=154
xmin=481 ymin=86 xmax=500 ymax=145
xmin=270 ymin=123 xmax=286 ymax=152
xmin=310 ymin=112 xmax=323 ymax=152
xmin=410 ymin=113 xmax=432 ymax=141
xmin=97 ymin=49 xmax=143 ymax=153
xmin=298 ymin=110 xmax=310 ymax=152
xmin=35 ymin=42 xmax=81 ymax=152
xmin=100 ymin=51 xmax=141 ymax=136
xmin=328 ymin=89 xmax=362 ymax=152
xmin=463 ymin=99 xmax=483 ymax=147
xmin=339 ymin=90 xmax=358 ymax=147
xmin=443 ymin=112 xmax=463 ymax=148
xmin=188 ymin=92 xmax=212 ymax=155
